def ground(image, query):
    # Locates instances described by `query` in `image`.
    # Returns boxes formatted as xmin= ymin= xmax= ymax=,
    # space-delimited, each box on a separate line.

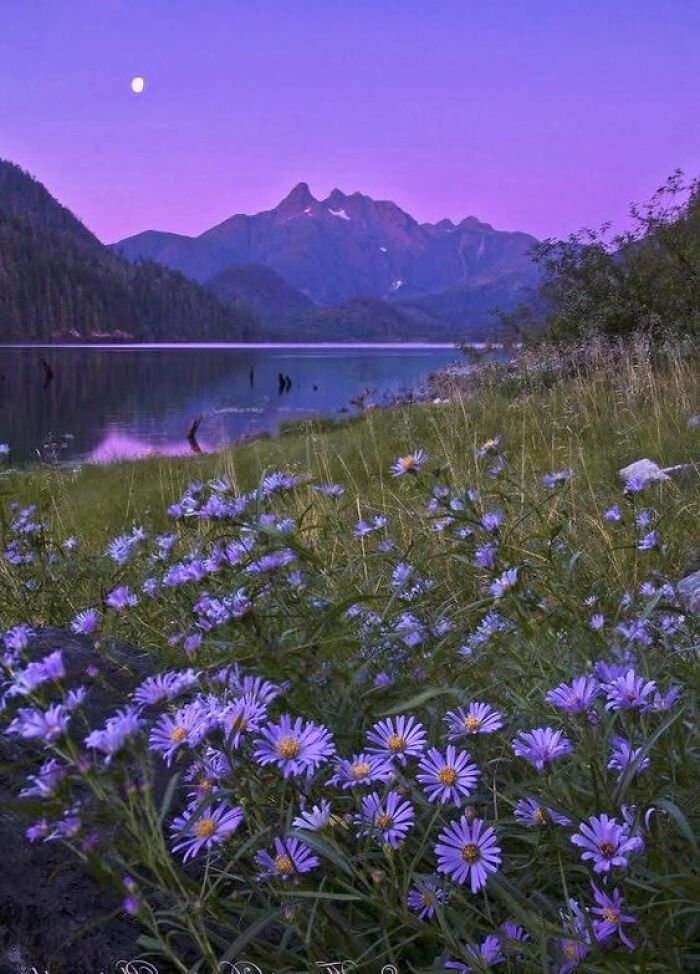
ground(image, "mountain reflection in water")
xmin=0 ymin=344 xmax=464 ymax=464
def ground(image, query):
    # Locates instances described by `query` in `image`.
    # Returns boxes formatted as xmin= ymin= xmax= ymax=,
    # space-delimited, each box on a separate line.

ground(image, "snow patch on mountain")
xmin=328 ymin=208 xmax=350 ymax=221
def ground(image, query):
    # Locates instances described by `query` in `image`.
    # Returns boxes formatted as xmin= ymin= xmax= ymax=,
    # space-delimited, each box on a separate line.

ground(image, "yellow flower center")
xmin=438 ymin=767 xmax=457 ymax=786
xmin=198 ymin=776 xmax=213 ymax=792
xmin=194 ymin=817 xmax=217 ymax=839
xmin=599 ymin=841 xmax=616 ymax=859
xmin=351 ymin=761 xmax=371 ymax=779
xmin=274 ymin=854 xmax=294 ymax=875
xmin=533 ymin=807 xmax=547 ymax=826
xmin=170 ymin=726 xmax=187 ymax=743
xmin=461 ymin=843 xmax=480 ymax=863
xmin=277 ymin=736 xmax=301 ymax=759
xmin=229 ymin=715 xmax=248 ymax=732
xmin=464 ymin=716 xmax=481 ymax=732
xmin=602 ymin=907 xmax=618 ymax=924
xmin=400 ymin=456 xmax=416 ymax=470
xmin=387 ymin=733 xmax=406 ymax=753
xmin=563 ymin=942 xmax=578 ymax=960
xmin=376 ymin=813 xmax=393 ymax=830
xmin=421 ymin=893 xmax=433 ymax=907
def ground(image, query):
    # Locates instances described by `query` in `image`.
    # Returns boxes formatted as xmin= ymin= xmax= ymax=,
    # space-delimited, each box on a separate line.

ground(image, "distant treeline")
xmin=0 ymin=160 xmax=258 ymax=341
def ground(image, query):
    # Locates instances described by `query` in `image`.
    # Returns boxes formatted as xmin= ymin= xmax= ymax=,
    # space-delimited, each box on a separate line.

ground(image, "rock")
xmin=687 ymin=414 xmax=700 ymax=430
xmin=0 ymin=629 xmax=153 ymax=973
xmin=618 ymin=459 xmax=670 ymax=486
xmin=677 ymin=570 xmax=700 ymax=614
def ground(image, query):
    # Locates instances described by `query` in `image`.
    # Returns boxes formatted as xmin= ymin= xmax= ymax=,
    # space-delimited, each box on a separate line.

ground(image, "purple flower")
xmin=649 ymin=685 xmax=681 ymax=711
xmin=543 ymin=468 xmax=572 ymax=488
xmin=477 ymin=436 xmax=502 ymax=457
xmin=391 ymin=449 xmax=428 ymax=477
xmin=473 ymin=543 xmax=498 ymax=570
xmin=407 ymin=879 xmax=446 ymax=920
xmin=481 ymin=511 xmax=504 ymax=533
xmin=3 ymin=624 xmax=35 ymax=652
xmin=292 ymin=800 xmax=333 ymax=832
xmin=590 ymin=883 xmax=636 ymax=949
xmin=604 ymin=670 xmax=657 ymax=711
xmin=254 ymin=714 xmax=335 ymax=778
xmin=255 ymin=836 xmax=319 ymax=880
xmin=9 ymin=650 xmax=65 ymax=696
xmin=444 ymin=702 xmax=504 ymax=738
xmin=84 ymin=707 xmax=142 ymax=762
xmin=500 ymin=921 xmax=529 ymax=945
xmin=607 ymin=736 xmax=650 ymax=781
xmin=393 ymin=611 xmax=427 ymax=647
xmin=366 ymin=714 xmax=427 ymax=764
xmin=221 ymin=697 xmax=267 ymax=747
xmin=133 ymin=669 xmax=200 ymax=707
xmin=604 ymin=505 xmax=623 ymax=523
xmin=170 ymin=802 xmax=243 ymax=862
xmin=638 ymin=530 xmax=659 ymax=551
xmin=355 ymin=790 xmax=415 ymax=848
xmin=149 ymin=703 xmax=209 ymax=765
xmin=8 ymin=704 xmax=70 ymax=743
xmin=20 ymin=758 xmax=65 ymax=798
xmin=416 ymin=746 xmax=480 ymax=806
xmin=71 ymin=609 xmax=100 ymax=636
xmin=434 ymin=816 xmax=501 ymax=892
xmin=261 ymin=471 xmax=305 ymax=495
xmin=105 ymin=586 xmax=138 ymax=611
xmin=571 ymin=813 xmax=644 ymax=873
xmin=514 ymin=797 xmax=572 ymax=827
xmin=589 ymin=613 xmax=605 ymax=631
xmin=447 ymin=935 xmax=504 ymax=973
xmin=546 ymin=677 xmax=600 ymax=714
xmin=313 ymin=483 xmax=345 ymax=498
xmin=512 ymin=727 xmax=573 ymax=771
xmin=489 ymin=568 xmax=518 ymax=599
xmin=328 ymin=752 xmax=394 ymax=789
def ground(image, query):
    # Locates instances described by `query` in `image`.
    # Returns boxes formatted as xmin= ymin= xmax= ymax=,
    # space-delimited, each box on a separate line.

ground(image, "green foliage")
xmin=0 ymin=160 xmax=259 ymax=341
xmin=505 ymin=172 xmax=699 ymax=343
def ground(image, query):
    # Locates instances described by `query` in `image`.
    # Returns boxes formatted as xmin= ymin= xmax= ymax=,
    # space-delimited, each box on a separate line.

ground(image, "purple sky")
xmin=1 ymin=1 xmax=697 ymax=243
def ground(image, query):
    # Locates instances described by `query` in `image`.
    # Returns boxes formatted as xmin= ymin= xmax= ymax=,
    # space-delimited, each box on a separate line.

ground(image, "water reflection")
xmin=0 ymin=344 xmax=461 ymax=464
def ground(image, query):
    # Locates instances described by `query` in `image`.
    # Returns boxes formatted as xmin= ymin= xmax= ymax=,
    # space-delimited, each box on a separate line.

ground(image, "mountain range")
xmin=0 ymin=160 xmax=540 ymax=343
xmin=115 ymin=182 xmax=540 ymax=339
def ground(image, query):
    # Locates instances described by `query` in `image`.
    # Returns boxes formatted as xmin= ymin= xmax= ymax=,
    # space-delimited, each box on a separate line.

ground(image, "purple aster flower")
xmin=635 ymin=509 xmax=652 ymax=528
xmin=219 ymin=696 xmax=267 ymax=747
xmin=132 ymin=669 xmax=199 ymax=707
xmin=407 ymin=878 xmax=446 ymax=920
xmin=20 ymin=758 xmax=65 ymax=798
xmin=313 ymin=483 xmax=345 ymax=498
xmin=149 ymin=703 xmax=209 ymax=765
xmin=474 ymin=543 xmax=498 ymax=570
xmin=489 ymin=567 xmax=518 ymax=599
xmin=543 ymin=468 xmax=573 ymax=488
xmin=222 ymin=666 xmax=284 ymax=705
xmin=476 ymin=436 xmax=502 ymax=457
xmin=514 ymin=797 xmax=572 ymax=827
xmin=261 ymin=471 xmax=305 ymax=495
xmin=555 ymin=937 xmax=589 ymax=974
xmin=624 ymin=475 xmax=646 ymax=494
xmin=9 ymin=650 xmax=65 ymax=696
xmin=604 ymin=505 xmax=623 ymax=523
xmin=373 ymin=671 xmax=394 ymax=689
xmin=649 ymin=685 xmax=681 ymax=711
xmin=434 ymin=816 xmax=501 ymax=893
xmin=416 ymin=746 xmax=480 ymax=806
xmin=393 ymin=611 xmax=427 ymax=647
xmin=391 ymin=449 xmax=428 ymax=477
xmin=170 ymin=802 xmax=243 ymax=862
xmin=26 ymin=819 xmax=50 ymax=842
xmin=355 ymin=790 xmax=415 ymax=848
xmin=604 ymin=670 xmax=656 ymax=711
xmin=366 ymin=714 xmax=427 ymax=764
xmin=607 ymin=736 xmax=650 ymax=781
xmin=446 ymin=935 xmax=504 ymax=973
xmin=8 ymin=704 xmax=70 ymax=743
xmin=481 ymin=511 xmax=504 ymax=533
xmin=104 ymin=586 xmax=138 ymax=611
xmin=254 ymin=714 xmax=335 ymax=778
xmin=84 ymin=707 xmax=142 ymax=762
xmin=512 ymin=727 xmax=573 ymax=770
xmin=292 ymin=800 xmax=333 ymax=832
xmin=3 ymin=624 xmax=35 ymax=652
xmin=500 ymin=921 xmax=529 ymax=945
xmin=546 ymin=677 xmax=600 ymax=714
xmin=255 ymin=836 xmax=319 ymax=880
xmin=658 ymin=614 xmax=685 ymax=637
xmin=590 ymin=883 xmax=636 ymax=949
xmin=638 ymin=530 xmax=659 ymax=551
xmin=444 ymin=702 xmax=504 ymax=739
xmin=245 ymin=549 xmax=298 ymax=574
xmin=328 ymin=752 xmax=394 ymax=789
xmin=589 ymin=613 xmax=605 ymax=631
xmin=71 ymin=609 xmax=100 ymax=636
xmin=616 ymin=618 xmax=652 ymax=647
xmin=571 ymin=813 xmax=644 ymax=873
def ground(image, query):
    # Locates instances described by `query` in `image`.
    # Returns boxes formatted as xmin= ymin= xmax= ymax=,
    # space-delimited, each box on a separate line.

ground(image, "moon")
xmin=130 ymin=76 xmax=145 ymax=94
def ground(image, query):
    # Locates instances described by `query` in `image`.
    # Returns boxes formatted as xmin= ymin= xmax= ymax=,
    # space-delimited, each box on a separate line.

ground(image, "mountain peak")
xmin=277 ymin=181 xmax=316 ymax=212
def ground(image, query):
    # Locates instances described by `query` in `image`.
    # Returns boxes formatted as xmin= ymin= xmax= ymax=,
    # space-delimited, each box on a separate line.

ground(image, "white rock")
xmin=618 ymin=459 xmax=670 ymax=486
xmin=677 ymin=570 xmax=700 ymax=614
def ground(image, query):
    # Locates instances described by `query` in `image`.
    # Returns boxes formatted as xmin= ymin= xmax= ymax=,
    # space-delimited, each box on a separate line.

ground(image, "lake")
xmin=0 ymin=343 xmax=464 ymax=465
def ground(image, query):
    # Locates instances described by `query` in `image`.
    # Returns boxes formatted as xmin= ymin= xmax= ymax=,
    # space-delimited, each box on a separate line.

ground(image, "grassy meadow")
xmin=0 ymin=336 xmax=698 ymax=973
